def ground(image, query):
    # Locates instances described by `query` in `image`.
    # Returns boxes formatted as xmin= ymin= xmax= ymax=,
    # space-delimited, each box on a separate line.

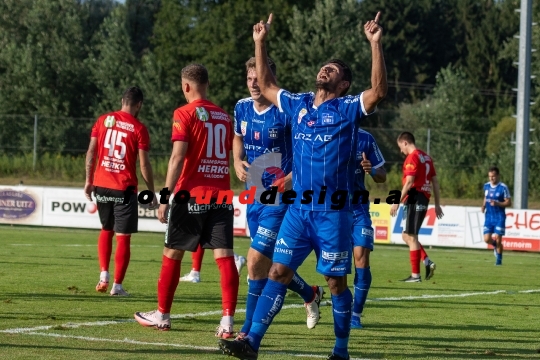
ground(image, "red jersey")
xmin=171 ymin=99 xmax=233 ymax=197
xmin=402 ymin=149 xmax=436 ymax=201
xmin=91 ymin=111 xmax=150 ymax=191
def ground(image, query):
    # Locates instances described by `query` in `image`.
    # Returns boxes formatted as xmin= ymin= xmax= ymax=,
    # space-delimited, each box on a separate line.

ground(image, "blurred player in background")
xmin=84 ymin=86 xmax=157 ymax=296
xmin=179 ymin=245 xmax=246 ymax=283
xmin=233 ymin=57 xmax=324 ymax=339
xmin=134 ymin=64 xmax=239 ymax=338
xmin=390 ymin=132 xmax=443 ymax=282
xmin=481 ymin=166 xmax=511 ymax=266
xmin=350 ymin=130 xmax=386 ymax=329
xmin=219 ymin=11 xmax=387 ymax=360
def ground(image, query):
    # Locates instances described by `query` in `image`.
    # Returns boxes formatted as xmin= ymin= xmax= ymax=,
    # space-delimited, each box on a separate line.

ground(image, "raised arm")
xmin=253 ymin=14 xmax=280 ymax=107
xmin=362 ymin=12 xmax=387 ymax=114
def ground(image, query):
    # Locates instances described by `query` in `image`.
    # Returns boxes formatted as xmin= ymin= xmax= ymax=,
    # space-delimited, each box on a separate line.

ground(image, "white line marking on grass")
xmin=3 ymin=289 xmax=539 ymax=335
xmin=13 ymin=332 xmax=371 ymax=360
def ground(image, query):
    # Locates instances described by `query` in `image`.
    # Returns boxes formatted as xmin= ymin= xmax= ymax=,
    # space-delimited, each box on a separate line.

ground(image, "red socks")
xmin=113 ymin=235 xmax=131 ymax=284
xmin=419 ymin=243 xmax=428 ymax=260
xmin=158 ymin=255 xmax=181 ymax=314
xmin=98 ymin=230 xmax=114 ymax=272
xmin=410 ymin=249 xmax=421 ymax=275
xmin=215 ymin=256 xmax=239 ymax=316
xmin=192 ymin=244 xmax=205 ymax=272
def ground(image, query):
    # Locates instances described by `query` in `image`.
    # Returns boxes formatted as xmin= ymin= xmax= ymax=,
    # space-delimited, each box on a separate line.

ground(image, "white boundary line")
xmin=4 ymin=289 xmax=539 ymax=360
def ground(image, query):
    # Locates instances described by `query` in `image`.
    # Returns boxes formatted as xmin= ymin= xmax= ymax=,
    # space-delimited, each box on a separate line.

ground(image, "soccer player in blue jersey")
xmin=350 ymin=130 xmax=386 ymax=330
xmin=233 ymin=56 xmax=325 ymax=338
xmin=219 ymin=11 xmax=387 ymax=360
xmin=481 ymin=166 xmax=511 ymax=266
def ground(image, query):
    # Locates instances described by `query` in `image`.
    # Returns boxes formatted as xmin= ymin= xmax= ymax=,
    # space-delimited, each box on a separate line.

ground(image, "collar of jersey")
xmin=253 ymin=102 xmax=274 ymax=116
xmin=489 ymin=182 xmax=500 ymax=188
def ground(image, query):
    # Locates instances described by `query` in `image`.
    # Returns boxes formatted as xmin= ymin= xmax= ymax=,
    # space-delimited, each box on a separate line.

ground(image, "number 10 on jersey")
xmin=205 ymin=122 xmax=227 ymax=159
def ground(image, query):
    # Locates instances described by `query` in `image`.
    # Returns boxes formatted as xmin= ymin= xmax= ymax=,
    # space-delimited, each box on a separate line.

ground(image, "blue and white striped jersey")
xmin=277 ymin=89 xmax=371 ymax=211
xmin=234 ymin=97 xmax=292 ymax=191
xmin=484 ymin=182 xmax=511 ymax=221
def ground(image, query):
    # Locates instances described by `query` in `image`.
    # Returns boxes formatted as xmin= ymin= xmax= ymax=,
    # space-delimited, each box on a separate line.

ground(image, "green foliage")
xmin=486 ymin=116 xmax=515 ymax=155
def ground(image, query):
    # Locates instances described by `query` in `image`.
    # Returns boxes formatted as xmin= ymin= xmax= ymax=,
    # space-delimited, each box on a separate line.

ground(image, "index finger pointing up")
xmin=374 ymin=11 xmax=381 ymax=24
xmin=267 ymin=13 xmax=273 ymax=25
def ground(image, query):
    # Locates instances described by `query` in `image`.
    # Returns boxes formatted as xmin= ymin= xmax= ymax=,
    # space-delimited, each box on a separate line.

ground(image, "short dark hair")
xmin=181 ymin=63 xmax=209 ymax=85
xmin=324 ymin=59 xmax=352 ymax=96
xmin=122 ymin=86 xmax=143 ymax=106
xmin=245 ymin=56 xmax=277 ymax=77
xmin=397 ymin=131 xmax=415 ymax=144
xmin=489 ymin=166 xmax=500 ymax=175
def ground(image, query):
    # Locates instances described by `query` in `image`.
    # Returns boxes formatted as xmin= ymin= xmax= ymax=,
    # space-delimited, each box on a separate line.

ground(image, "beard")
xmin=315 ymin=79 xmax=338 ymax=93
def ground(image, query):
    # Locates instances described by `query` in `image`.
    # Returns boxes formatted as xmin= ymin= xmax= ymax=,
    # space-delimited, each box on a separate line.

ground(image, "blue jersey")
xmin=353 ymin=130 xmax=385 ymax=212
xmin=234 ymin=98 xmax=293 ymax=192
xmin=484 ymin=182 xmax=511 ymax=221
xmin=277 ymin=89 xmax=371 ymax=211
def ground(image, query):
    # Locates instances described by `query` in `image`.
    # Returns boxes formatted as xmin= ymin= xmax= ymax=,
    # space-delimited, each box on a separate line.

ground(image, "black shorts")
xmin=164 ymin=198 xmax=234 ymax=252
xmin=95 ymin=186 xmax=138 ymax=234
xmin=402 ymin=192 xmax=429 ymax=235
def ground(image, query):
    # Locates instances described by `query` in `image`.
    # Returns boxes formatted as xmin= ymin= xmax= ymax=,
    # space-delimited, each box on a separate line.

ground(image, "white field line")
xmin=5 ymin=331 xmax=372 ymax=360
xmin=3 ymin=289 xmax=539 ymax=335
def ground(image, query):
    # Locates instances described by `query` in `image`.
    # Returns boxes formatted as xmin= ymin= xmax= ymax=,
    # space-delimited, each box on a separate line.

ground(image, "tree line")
xmin=0 ymin=0 xmax=539 ymax=197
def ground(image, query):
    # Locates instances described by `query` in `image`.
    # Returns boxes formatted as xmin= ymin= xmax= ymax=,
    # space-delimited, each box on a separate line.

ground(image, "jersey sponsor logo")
xmin=321 ymin=250 xmax=348 ymax=261
xmin=241 ymin=121 xmax=248 ymax=136
xmin=297 ymin=108 xmax=307 ymax=124
xmin=103 ymin=115 xmax=116 ymax=128
xmin=294 ymin=133 xmax=332 ymax=142
xmin=253 ymin=119 xmax=265 ymax=124
xmin=361 ymin=228 xmax=374 ymax=238
xmin=276 ymin=238 xmax=288 ymax=247
xmin=419 ymin=154 xmax=425 ymax=163
xmin=244 ymin=144 xmax=280 ymax=153
xmin=210 ymin=110 xmax=230 ymax=121
xmin=254 ymin=131 xmax=260 ymax=140
xmin=322 ymin=113 xmax=334 ymax=124
xmin=256 ymin=226 xmax=277 ymax=240
xmin=485 ymin=190 xmax=489 ymax=196
xmin=268 ymin=128 xmax=278 ymax=139
xmin=101 ymin=160 xmax=126 ymax=172
xmin=330 ymin=267 xmax=346 ymax=272
xmin=115 ymin=121 xmax=135 ymax=132
xmin=195 ymin=107 xmax=209 ymax=122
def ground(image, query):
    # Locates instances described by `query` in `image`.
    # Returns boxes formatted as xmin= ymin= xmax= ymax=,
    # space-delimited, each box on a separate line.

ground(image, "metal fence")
xmin=0 ymin=114 xmax=503 ymax=170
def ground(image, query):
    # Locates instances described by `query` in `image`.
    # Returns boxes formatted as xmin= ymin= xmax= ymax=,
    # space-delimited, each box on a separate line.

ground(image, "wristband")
xmin=370 ymin=168 xmax=376 ymax=177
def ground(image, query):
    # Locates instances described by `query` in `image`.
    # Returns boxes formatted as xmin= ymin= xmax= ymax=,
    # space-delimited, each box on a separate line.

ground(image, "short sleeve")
xmin=277 ymin=89 xmax=303 ymax=117
xmin=234 ymin=103 xmax=242 ymax=136
xmin=338 ymin=92 xmax=374 ymax=124
xmin=138 ymin=125 xmax=150 ymax=152
xmin=403 ymin=154 xmax=419 ymax=176
xmin=367 ymin=135 xmax=385 ymax=169
xmin=503 ymin=185 xmax=511 ymax=199
xmin=90 ymin=119 xmax=99 ymax=138
xmin=171 ymin=109 xmax=191 ymax=142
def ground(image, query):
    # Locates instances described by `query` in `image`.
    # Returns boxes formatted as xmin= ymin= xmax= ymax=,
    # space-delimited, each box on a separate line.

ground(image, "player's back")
xmin=403 ymin=149 xmax=435 ymax=199
xmin=172 ymin=99 xmax=233 ymax=196
xmin=234 ymin=97 xmax=292 ymax=191
xmin=92 ymin=110 xmax=150 ymax=192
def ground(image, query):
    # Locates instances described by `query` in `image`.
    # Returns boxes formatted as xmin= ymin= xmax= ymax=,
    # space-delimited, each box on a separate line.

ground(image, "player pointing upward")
xmin=219 ymin=11 xmax=387 ymax=360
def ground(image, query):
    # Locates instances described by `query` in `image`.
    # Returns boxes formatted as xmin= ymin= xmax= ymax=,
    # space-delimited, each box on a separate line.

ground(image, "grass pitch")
xmin=1 ymin=224 xmax=539 ymax=359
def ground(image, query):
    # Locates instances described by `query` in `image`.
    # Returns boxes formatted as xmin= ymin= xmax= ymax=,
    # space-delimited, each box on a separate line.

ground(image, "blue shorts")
xmin=247 ymin=202 xmax=288 ymax=259
xmin=272 ymin=207 xmax=353 ymax=277
xmin=352 ymin=206 xmax=374 ymax=251
xmin=483 ymin=218 xmax=505 ymax=236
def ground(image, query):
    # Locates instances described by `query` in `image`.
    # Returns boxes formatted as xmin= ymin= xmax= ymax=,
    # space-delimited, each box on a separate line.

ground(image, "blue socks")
xmin=287 ymin=272 xmax=315 ymax=303
xmin=241 ymin=278 xmax=268 ymax=334
xmin=353 ymin=267 xmax=371 ymax=315
xmin=331 ymin=288 xmax=353 ymax=359
xmin=246 ymin=279 xmax=288 ymax=351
